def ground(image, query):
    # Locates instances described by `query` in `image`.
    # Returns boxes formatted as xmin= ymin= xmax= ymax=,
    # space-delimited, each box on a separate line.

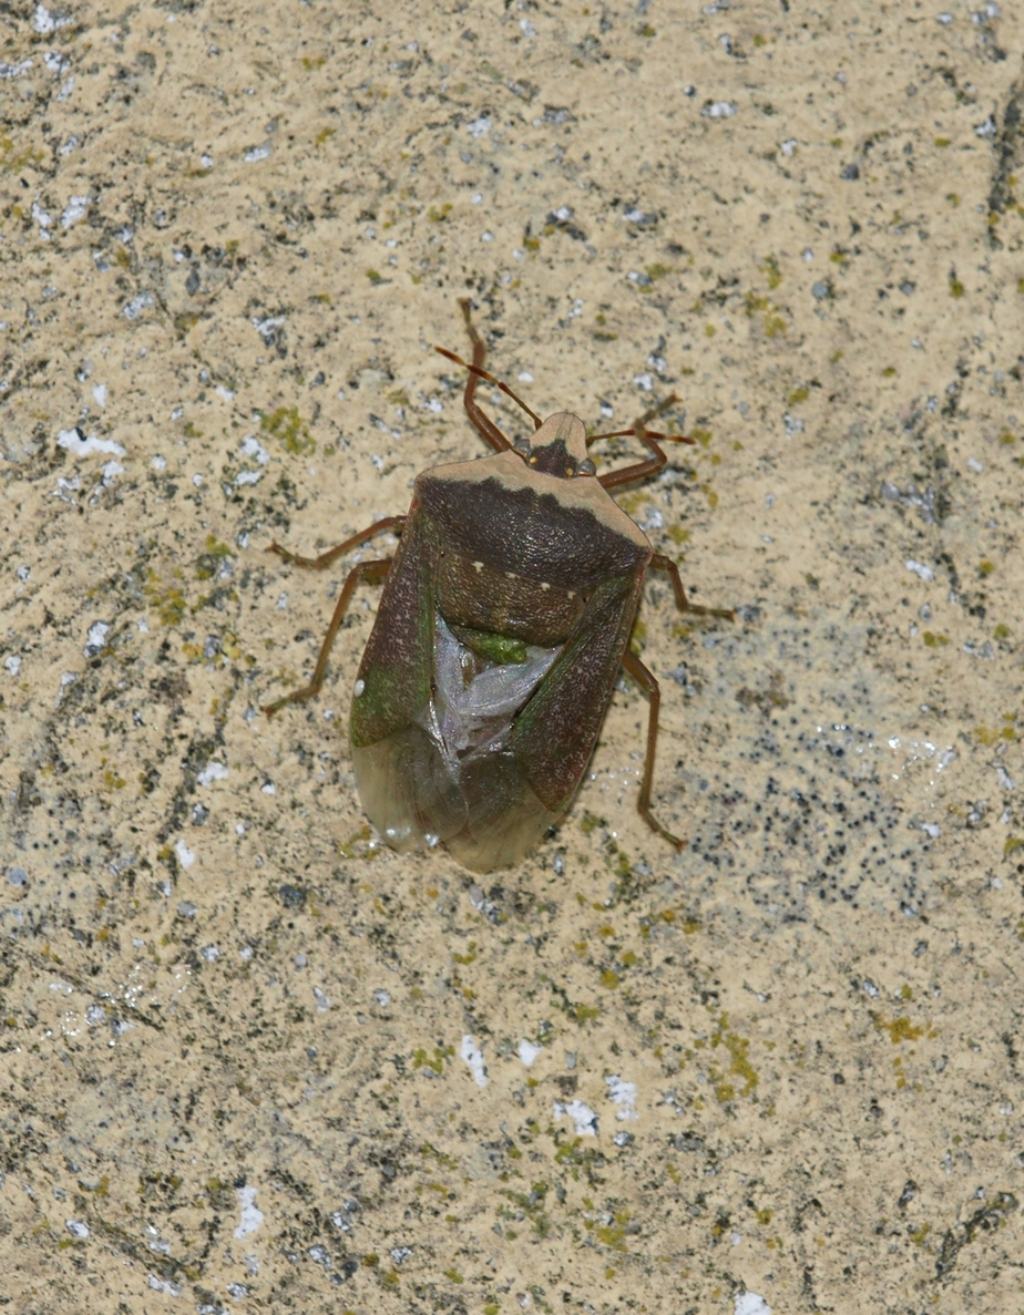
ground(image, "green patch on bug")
xmin=450 ymin=624 xmax=528 ymax=664
xmin=260 ymin=406 xmax=315 ymax=455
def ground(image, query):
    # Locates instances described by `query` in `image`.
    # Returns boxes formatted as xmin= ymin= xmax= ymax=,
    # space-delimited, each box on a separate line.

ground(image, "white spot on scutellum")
xmin=540 ymin=581 xmax=550 ymax=591
xmin=354 ymin=679 xmax=366 ymax=696
xmin=234 ymin=1185 xmax=264 ymax=1239
xmin=554 ymin=1098 xmax=598 ymax=1136
xmin=460 ymin=1034 xmax=488 ymax=1087
xmin=518 ymin=1039 xmax=541 ymax=1067
xmin=472 ymin=560 xmax=484 ymax=573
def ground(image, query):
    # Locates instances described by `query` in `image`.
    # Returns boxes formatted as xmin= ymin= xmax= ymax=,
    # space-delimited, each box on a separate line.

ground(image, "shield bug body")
xmin=265 ymin=301 xmax=731 ymax=872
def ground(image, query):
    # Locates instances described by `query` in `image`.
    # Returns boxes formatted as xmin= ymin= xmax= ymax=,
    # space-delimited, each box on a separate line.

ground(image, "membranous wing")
xmin=349 ymin=470 xmax=648 ymax=872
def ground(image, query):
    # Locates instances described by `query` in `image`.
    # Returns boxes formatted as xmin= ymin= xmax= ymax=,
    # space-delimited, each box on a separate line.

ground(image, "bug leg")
xmin=434 ymin=299 xmax=513 ymax=453
xmin=621 ymin=649 xmax=685 ymax=850
xmin=263 ymin=558 xmax=391 ymax=716
xmin=649 ymin=553 xmax=735 ymax=621
xmin=592 ymin=396 xmax=696 ymax=491
xmin=267 ymin=515 xmax=405 ymax=571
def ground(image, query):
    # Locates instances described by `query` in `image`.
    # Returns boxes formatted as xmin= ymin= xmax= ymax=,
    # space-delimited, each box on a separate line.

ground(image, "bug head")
xmin=513 ymin=412 xmax=596 ymax=480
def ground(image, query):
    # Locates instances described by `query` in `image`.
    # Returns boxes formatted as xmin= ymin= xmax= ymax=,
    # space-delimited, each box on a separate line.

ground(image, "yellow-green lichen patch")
xmin=144 ymin=569 xmax=187 ymax=627
xmin=585 ymin=1207 xmax=632 ymax=1251
xmin=744 ymin=291 xmax=788 ymax=338
xmin=703 ymin=1012 xmax=760 ymax=1103
xmin=973 ymin=715 xmax=1019 ymax=745
xmin=260 ymin=406 xmax=315 ymax=455
xmin=412 ymin=1044 xmax=454 ymax=1074
xmin=760 ymin=255 xmax=782 ymax=289
xmin=872 ymin=1014 xmax=926 ymax=1044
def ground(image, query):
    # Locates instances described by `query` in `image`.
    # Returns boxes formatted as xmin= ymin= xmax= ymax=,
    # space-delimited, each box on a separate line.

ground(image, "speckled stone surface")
xmin=2 ymin=3 xmax=1023 ymax=1312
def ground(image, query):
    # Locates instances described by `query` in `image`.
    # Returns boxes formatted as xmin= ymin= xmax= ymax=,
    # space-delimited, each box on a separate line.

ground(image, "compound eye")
xmin=577 ymin=457 xmax=597 ymax=477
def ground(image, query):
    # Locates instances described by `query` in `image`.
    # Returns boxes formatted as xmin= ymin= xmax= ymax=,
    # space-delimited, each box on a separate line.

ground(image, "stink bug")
xmin=264 ymin=300 xmax=732 ymax=872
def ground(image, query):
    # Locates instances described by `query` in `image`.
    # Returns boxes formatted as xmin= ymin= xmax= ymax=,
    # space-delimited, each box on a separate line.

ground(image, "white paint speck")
xmin=31 ymin=200 xmax=53 ymax=237
xmin=61 ymin=195 xmax=90 ymax=229
xmin=85 ymin=621 xmax=110 ymax=655
xmin=57 ymin=427 xmax=125 ymax=458
xmin=92 ymin=383 xmax=108 ymax=407
xmin=4 ymin=655 xmax=22 ymax=677
xmin=518 ymin=1039 xmax=541 ymax=1067
xmin=241 ymin=434 xmax=269 ymax=464
xmin=197 ymin=761 xmax=229 ymax=787
xmin=461 ymin=1034 xmax=488 ymax=1087
xmin=33 ymin=3 xmax=68 ymax=33
xmin=703 ymin=100 xmax=738 ymax=119
xmin=122 ymin=291 xmax=155 ymax=320
xmin=234 ymin=1185 xmax=264 ymax=1239
xmin=905 ymin=559 xmax=934 ymax=582
xmin=554 ymin=1098 xmax=598 ymax=1136
xmin=174 ymin=839 xmax=195 ymax=870
xmin=0 ymin=59 xmax=34 ymax=79
xmin=147 ymin=1274 xmax=181 ymax=1296
xmin=65 ymin=1219 xmax=89 ymax=1239
xmin=467 ymin=114 xmax=491 ymax=138
xmin=244 ymin=142 xmax=272 ymax=162
xmin=735 ymin=1292 xmax=772 ymax=1315
xmin=605 ymin=1074 xmax=638 ymax=1121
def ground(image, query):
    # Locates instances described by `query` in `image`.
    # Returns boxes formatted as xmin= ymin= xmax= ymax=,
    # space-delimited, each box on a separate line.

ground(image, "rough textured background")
xmin=2 ymin=2 xmax=1023 ymax=1312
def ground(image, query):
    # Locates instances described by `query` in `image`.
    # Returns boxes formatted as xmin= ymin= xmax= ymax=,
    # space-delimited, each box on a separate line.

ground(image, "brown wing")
xmin=511 ymin=573 xmax=644 ymax=813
